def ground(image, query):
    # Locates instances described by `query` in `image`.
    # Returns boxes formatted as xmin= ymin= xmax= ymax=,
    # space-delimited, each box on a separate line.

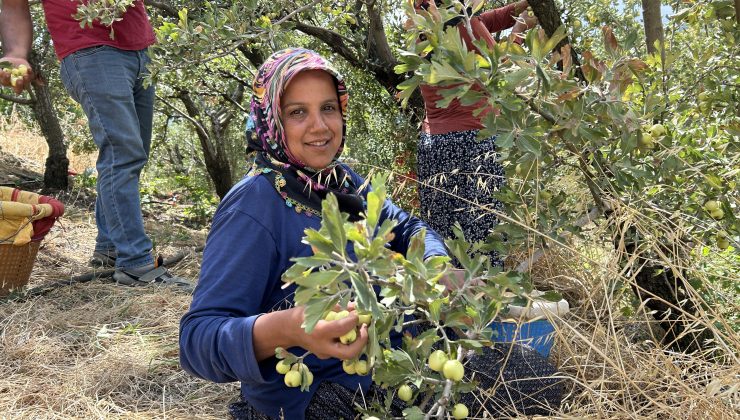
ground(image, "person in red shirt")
xmin=0 ymin=0 xmax=190 ymax=288
xmin=411 ymin=0 xmax=536 ymax=267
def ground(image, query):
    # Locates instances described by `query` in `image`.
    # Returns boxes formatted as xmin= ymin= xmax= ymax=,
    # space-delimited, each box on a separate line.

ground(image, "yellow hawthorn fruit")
xmin=397 ymin=384 xmax=413 ymax=402
xmin=572 ymin=19 xmax=582 ymax=29
xmin=704 ymin=200 xmax=720 ymax=212
xmin=442 ymin=359 xmax=464 ymax=382
xmin=698 ymin=92 xmax=710 ymax=102
xmin=710 ymin=208 xmax=725 ymax=220
xmin=335 ymin=310 xmax=350 ymax=320
xmin=355 ymin=360 xmax=369 ymax=375
xmin=324 ymin=311 xmax=339 ymax=321
xmin=428 ymin=350 xmax=448 ymax=372
xmin=342 ymin=359 xmax=356 ymax=375
xmin=452 ymin=403 xmax=469 ymax=419
xmin=357 ymin=313 xmax=372 ymax=325
xmin=304 ymin=369 xmax=314 ymax=386
xmin=340 ymin=328 xmax=357 ymax=344
xmin=284 ymin=370 xmax=301 ymax=387
xmin=275 ymin=360 xmax=291 ymax=374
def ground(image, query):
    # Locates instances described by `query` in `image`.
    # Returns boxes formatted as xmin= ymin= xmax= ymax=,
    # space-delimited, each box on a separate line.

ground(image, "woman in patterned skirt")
xmin=412 ymin=0 xmax=537 ymax=266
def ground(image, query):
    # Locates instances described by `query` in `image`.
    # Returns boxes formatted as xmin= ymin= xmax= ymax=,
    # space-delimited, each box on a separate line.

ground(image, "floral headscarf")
xmin=247 ymin=48 xmax=364 ymax=221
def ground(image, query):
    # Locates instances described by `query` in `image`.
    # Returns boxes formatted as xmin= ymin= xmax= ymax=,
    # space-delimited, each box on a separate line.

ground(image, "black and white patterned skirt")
xmin=417 ymin=130 xmax=505 ymax=266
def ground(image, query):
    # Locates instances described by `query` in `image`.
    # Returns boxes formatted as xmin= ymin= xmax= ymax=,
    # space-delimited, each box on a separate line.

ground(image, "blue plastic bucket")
xmin=490 ymin=319 xmax=556 ymax=357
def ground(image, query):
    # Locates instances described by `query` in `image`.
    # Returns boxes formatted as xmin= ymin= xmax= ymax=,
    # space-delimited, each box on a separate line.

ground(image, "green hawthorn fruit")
xmin=284 ymin=370 xmax=301 ymax=387
xmin=572 ymin=19 xmax=582 ymax=29
xmin=638 ymin=132 xmax=654 ymax=148
xmin=539 ymin=190 xmax=552 ymax=202
xmin=452 ymin=403 xmax=469 ymax=419
xmin=397 ymin=384 xmax=413 ymax=402
xmin=649 ymin=123 xmax=666 ymax=138
xmin=428 ymin=350 xmax=448 ymax=372
xmin=717 ymin=236 xmax=730 ymax=250
xmin=698 ymin=92 xmax=710 ymax=102
xmin=710 ymin=208 xmax=725 ymax=220
xmin=355 ymin=360 xmax=369 ymax=375
xmin=366 ymin=417 xmax=380 ymax=420
xmin=704 ymin=200 xmax=720 ymax=212
xmin=275 ymin=360 xmax=291 ymax=374
xmin=342 ymin=359 xmax=356 ymax=375
xmin=442 ymin=359 xmax=464 ymax=382
xmin=340 ymin=328 xmax=357 ymax=344
xmin=304 ymin=369 xmax=314 ymax=386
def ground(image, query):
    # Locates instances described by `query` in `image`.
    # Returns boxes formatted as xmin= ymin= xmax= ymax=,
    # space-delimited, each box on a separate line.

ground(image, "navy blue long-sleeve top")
xmin=179 ymin=166 xmax=447 ymax=419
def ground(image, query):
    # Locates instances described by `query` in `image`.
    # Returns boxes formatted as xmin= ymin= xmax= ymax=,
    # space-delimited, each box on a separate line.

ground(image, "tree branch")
xmin=293 ymin=22 xmax=362 ymax=66
xmin=144 ymin=0 xmax=178 ymax=17
xmin=0 ymin=92 xmax=34 ymax=105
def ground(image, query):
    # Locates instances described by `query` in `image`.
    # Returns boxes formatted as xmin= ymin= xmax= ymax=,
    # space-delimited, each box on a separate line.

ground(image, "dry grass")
xmin=1 ymin=124 xmax=738 ymax=419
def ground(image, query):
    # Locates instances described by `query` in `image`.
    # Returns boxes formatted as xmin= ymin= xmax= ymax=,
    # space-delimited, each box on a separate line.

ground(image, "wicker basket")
xmin=0 ymin=240 xmax=42 ymax=296
xmin=0 ymin=187 xmax=64 ymax=297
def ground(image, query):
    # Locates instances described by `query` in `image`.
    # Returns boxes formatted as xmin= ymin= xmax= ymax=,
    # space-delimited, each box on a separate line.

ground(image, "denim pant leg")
xmin=60 ymin=46 xmax=155 ymax=269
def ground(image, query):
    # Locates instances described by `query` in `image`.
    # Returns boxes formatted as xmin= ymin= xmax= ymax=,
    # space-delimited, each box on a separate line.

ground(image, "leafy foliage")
xmin=277 ymin=173 xmax=531 ymax=418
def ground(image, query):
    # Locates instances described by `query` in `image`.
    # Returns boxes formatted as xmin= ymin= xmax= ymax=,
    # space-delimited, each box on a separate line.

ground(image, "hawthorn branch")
xmin=143 ymin=0 xmax=178 ymax=17
xmin=293 ymin=22 xmax=362 ymax=65
xmin=0 ymin=92 xmax=34 ymax=105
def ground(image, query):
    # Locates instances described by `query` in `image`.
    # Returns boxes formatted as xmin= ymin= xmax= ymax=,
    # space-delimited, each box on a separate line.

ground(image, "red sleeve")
xmin=478 ymin=3 xmax=518 ymax=32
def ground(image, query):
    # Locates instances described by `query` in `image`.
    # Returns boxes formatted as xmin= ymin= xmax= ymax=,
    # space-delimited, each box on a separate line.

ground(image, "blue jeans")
xmin=60 ymin=46 xmax=154 ymax=269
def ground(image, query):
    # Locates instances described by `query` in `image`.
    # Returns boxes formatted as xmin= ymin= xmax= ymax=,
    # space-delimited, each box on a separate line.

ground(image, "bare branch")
xmin=0 ymin=92 xmax=34 ymax=105
xmin=293 ymin=22 xmax=362 ymax=66
xmin=144 ymin=0 xmax=178 ymax=17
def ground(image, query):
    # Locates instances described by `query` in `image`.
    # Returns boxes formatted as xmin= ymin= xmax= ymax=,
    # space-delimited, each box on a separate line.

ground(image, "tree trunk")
xmin=736 ymin=0 xmax=740 ymax=25
xmin=641 ymin=0 xmax=664 ymax=56
xmin=632 ymin=261 xmax=714 ymax=354
xmin=28 ymin=55 xmax=69 ymax=190
xmin=177 ymin=91 xmax=234 ymax=199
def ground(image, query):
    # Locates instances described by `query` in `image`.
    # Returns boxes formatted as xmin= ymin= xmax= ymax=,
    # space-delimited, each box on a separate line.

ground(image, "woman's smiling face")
xmin=281 ymin=70 xmax=343 ymax=169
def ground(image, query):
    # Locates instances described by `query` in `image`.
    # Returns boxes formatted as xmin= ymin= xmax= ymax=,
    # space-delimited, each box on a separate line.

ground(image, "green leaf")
xmin=321 ymin=194 xmax=348 ymax=257
xmin=302 ymin=296 xmax=338 ymax=333
xmin=405 ymin=229 xmax=426 ymax=264
xmin=496 ymin=131 xmax=515 ymax=149
xmin=539 ymin=290 xmax=562 ymax=302
xmin=426 ymin=59 xmax=466 ymax=85
xmin=402 ymin=406 xmax=424 ymax=420
xmin=542 ymin=25 xmax=568 ymax=54
xmin=535 ymin=65 xmax=550 ymax=92
xmin=350 ymin=273 xmax=378 ymax=314
xmin=517 ymin=135 xmax=542 ymax=157
xmin=295 ymin=269 xmax=343 ymax=288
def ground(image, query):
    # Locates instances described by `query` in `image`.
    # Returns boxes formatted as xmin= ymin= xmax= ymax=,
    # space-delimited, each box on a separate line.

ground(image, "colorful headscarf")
xmin=247 ymin=48 xmax=364 ymax=221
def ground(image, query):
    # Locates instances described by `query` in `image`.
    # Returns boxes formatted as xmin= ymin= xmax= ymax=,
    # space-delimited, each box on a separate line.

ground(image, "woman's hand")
xmin=297 ymin=310 xmax=369 ymax=360
xmin=252 ymin=305 xmax=369 ymax=362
